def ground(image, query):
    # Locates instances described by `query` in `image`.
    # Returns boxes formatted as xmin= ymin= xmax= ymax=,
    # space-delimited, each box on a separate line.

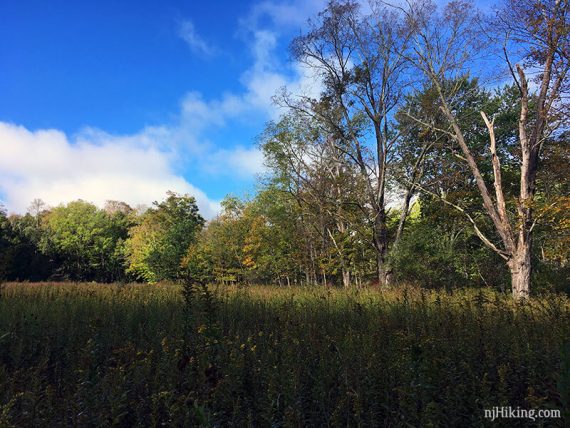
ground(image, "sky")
xmin=0 ymin=0 xmax=329 ymax=218
xmin=0 ymin=0 xmax=497 ymax=219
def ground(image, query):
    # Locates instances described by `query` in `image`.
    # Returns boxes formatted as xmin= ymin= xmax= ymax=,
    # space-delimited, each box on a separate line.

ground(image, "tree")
xmin=241 ymin=187 xmax=308 ymax=286
xmin=0 ymin=206 xmax=11 ymax=279
xmin=400 ymin=0 xmax=569 ymax=299
xmin=5 ymin=213 xmax=54 ymax=281
xmin=284 ymin=0 xmax=414 ymax=284
xmin=261 ymin=112 xmax=370 ymax=286
xmin=40 ymin=200 xmax=131 ymax=281
xmin=199 ymin=196 xmax=250 ymax=284
xmin=27 ymin=198 xmax=46 ymax=218
xmin=125 ymin=192 xmax=204 ymax=283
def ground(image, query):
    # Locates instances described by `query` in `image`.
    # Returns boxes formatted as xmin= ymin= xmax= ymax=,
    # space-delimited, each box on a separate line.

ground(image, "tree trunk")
xmin=373 ymin=208 xmax=389 ymax=285
xmin=509 ymin=242 xmax=531 ymax=300
xmin=395 ymin=189 xmax=414 ymax=247
xmin=341 ymin=269 xmax=350 ymax=288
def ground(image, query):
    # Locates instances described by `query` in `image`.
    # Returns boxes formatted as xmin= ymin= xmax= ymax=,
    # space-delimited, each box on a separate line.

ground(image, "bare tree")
xmin=283 ymin=0 xmax=415 ymax=284
xmin=104 ymin=200 xmax=133 ymax=215
xmin=397 ymin=0 xmax=569 ymax=299
xmin=27 ymin=198 xmax=46 ymax=217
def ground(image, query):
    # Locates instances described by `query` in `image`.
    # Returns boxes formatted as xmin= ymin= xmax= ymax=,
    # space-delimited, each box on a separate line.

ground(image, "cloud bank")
xmin=0 ymin=122 xmax=221 ymax=218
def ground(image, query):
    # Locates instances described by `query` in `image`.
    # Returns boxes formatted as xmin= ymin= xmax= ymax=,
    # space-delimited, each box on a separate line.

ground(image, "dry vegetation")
xmin=0 ymin=282 xmax=569 ymax=426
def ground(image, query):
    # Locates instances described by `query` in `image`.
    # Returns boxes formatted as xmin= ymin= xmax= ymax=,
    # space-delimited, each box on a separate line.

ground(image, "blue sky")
xmin=0 ymin=0 xmax=496 ymax=218
xmin=0 ymin=0 xmax=261 ymax=134
xmin=0 ymin=0 xmax=327 ymax=217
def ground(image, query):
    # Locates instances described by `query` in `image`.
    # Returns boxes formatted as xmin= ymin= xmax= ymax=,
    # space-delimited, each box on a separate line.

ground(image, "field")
xmin=1 ymin=282 xmax=569 ymax=426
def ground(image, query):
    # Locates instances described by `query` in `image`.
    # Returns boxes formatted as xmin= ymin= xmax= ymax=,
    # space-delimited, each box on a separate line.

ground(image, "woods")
xmin=1 ymin=0 xmax=569 ymax=298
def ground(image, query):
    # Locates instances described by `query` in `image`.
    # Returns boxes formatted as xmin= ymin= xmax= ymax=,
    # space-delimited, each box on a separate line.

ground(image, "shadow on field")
xmin=0 ymin=282 xmax=568 ymax=426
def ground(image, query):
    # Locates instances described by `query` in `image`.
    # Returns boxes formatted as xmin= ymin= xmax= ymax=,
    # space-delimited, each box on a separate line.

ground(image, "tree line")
xmin=0 ymin=0 xmax=568 ymax=298
xmin=0 ymin=193 xmax=204 ymax=283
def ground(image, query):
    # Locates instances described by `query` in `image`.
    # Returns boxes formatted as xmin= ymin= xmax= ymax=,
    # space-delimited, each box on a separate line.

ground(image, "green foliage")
xmin=241 ymin=188 xmax=302 ymax=283
xmin=184 ymin=195 xmax=252 ymax=284
xmin=185 ymin=188 xmax=324 ymax=286
xmin=390 ymin=219 xmax=508 ymax=290
xmin=260 ymin=111 xmax=375 ymax=286
xmin=4 ymin=213 xmax=54 ymax=281
xmin=0 ymin=207 xmax=10 ymax=279
xmin=125 ymin=192 xmax=204 ymax=283
xmin=0 ymin=283 xmax=568 ymax=426
xmin=40 ymin=200 xmax=132 ymax=281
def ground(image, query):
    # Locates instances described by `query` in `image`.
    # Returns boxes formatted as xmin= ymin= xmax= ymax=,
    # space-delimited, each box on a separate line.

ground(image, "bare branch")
xmin=480 ymin=111 xmax=514 ymax=251
xmin=407 ymin=179 xmax=511 ymax=260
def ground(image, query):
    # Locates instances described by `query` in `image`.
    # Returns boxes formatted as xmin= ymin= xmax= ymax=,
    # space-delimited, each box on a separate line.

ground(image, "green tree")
xmin=241 ymin=187 xmax=304 ymax=285
xmin=0 ymin=206 xmax=11 ymax=279
xmin=286 ymin=0 xmax=415 ymax=284
xmin=5 ymin=213 xmax=54 ymax=281
xmin=125 ymin=192 xmax=204 ymax=283
xmin=185 ymin=191 xmax=307 ymax=286
xmin=188 ymin=196 xmax=250 ymax=284
xmin=261 ymin=113 xmax=371 ymax=286
xmin=40 ymin=200 xmax=132 ymax=281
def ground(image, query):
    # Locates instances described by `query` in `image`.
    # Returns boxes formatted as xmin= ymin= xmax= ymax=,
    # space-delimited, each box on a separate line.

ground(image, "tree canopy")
xmin=0 ymin=0 xmax=568 ymax=298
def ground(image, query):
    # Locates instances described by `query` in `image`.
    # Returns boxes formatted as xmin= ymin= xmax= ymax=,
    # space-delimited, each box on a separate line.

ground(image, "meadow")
xmin=0 ymin=282 xmax=569 ymax=426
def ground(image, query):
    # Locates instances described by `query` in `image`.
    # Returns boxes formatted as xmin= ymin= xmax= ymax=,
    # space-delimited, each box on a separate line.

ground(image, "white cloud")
xmin=178 ymin=20 xmax=217 ymax=56
xmin=0 ymin=1 xmax=328 ymax=219
xmin=168 ymin=11 xmax=325 ymax=178
xmin=205 ymin=146 xmax=266 ymax=178
xmin=0 ymin=78 xmax=273 ymax=219
xmin=0 ymin=122 xmax=221 ymax=218
xmin=234 ymin=2 xmax=326 ymax=119
xmin=173 ymin=0 xmax=325 ymax=160
xmin=242 ymin=0 xmax=326 ymax=31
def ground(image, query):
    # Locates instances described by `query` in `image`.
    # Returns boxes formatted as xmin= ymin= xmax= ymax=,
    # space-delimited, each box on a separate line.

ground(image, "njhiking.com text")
xmin=484 ymin=406 xmax=561 ymax=422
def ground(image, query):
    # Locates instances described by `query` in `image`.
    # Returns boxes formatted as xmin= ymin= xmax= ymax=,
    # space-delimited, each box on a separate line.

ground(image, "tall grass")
xmin=0 ymin=282 xmax=568 ymax=426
